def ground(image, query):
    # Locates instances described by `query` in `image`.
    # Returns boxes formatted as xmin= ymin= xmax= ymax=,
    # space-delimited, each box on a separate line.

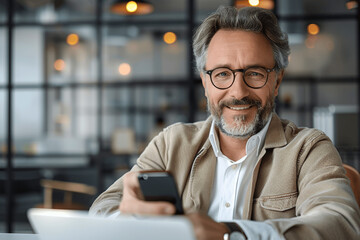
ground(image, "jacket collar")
xmin=243 ymin=113 xmax=288 ymax=219
xmin=263 ymin=113 xmax=288 ymax=149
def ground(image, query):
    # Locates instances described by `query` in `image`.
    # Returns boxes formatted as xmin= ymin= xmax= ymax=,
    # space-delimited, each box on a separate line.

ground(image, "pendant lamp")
xmin=110 ymin=0 xmax=154 ymax=15
xmin=346 ymin=0 xmax=358 ymax=10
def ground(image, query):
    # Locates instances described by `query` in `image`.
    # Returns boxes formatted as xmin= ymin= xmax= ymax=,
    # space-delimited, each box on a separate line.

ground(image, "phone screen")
xmin=138 ymin=171 xmax=184 ymax=214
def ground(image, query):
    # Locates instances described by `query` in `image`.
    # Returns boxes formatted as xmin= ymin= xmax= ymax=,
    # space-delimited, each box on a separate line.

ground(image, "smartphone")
xmin=138 ymin=171 xmax=184 ymax=214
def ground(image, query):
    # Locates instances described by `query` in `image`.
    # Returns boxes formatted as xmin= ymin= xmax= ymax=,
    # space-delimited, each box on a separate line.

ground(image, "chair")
xmin=36 ymin=179 xmax=97 ymax=210
xmin=343 ymin=164 xmax=360 ymax=207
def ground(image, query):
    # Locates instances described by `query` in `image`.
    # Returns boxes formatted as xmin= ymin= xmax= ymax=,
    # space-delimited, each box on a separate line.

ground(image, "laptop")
xmin=28 ymin=208 xmax=196 ymax=240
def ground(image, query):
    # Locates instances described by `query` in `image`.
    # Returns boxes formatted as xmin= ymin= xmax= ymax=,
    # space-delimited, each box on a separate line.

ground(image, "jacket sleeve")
xmin=89 ymin=131 xmax=168 ymax=216
xmin=266 ymin=133 xmax=360 ymax=239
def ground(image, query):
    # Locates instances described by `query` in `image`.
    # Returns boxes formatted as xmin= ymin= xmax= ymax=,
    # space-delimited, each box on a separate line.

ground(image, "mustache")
xmin=219 ymin=97 xmax=262 ymax=109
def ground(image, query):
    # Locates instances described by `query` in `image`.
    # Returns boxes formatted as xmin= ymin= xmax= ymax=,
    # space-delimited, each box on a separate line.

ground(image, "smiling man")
xmin=90 ymin=6 xmax=360 ymax=240
xmin=203 ymin=29 xmax=282 ymax=161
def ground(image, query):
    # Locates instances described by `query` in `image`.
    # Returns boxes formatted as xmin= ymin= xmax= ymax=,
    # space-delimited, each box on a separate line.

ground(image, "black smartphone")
xmin=138 ymin=171 xmax=184 ymax=215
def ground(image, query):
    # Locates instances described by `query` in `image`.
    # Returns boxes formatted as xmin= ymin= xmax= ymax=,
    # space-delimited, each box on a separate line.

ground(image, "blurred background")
xmin=0 ymin=0 xmax=359 ymax=233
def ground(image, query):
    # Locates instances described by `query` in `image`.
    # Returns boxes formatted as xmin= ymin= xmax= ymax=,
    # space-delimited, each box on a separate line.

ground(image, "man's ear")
xmin=274 ymin=70 xmax=284 ymax=97
xmin=200 ymin=72 xmax=208 ymax=97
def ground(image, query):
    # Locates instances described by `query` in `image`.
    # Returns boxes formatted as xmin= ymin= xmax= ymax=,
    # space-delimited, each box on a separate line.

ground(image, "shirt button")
xmin=225 ymin=202 xmax=231 ymax=208
xmin=232 ymin=165 xmax=238 ymax=169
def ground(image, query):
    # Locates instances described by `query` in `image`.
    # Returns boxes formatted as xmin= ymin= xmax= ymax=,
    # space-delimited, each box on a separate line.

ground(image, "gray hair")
xmin=193 ymin=6 xmax=290 ymax=73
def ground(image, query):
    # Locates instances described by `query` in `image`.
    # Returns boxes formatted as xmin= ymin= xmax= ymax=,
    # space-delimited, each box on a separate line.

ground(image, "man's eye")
xmin=215 ymin=71 xmax=231 ymax=78
xmin=247 ymin=71 xmax=264 ymax=78
xmin=219 ymin=72 xmax=229 ymax=76
xmin=249 ymin=72 xmax=260 ymax=76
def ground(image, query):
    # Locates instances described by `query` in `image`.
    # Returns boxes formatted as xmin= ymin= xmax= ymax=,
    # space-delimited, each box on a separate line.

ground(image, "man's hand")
xmin=187 ymin=213 xmax=229 ymax=240
xmin=119 ymin=171 xmax=176 ymax=215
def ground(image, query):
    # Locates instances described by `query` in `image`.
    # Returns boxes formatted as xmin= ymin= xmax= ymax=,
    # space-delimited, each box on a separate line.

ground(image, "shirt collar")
xmin=209 ymin=113 xmax=272 ymax=159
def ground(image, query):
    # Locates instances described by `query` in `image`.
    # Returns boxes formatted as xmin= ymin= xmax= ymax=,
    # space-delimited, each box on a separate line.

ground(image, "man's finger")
xmin=120 ymin=197 xmax=176 ymax=215
xmin=122 ymin=171 xmax=144 ymax=199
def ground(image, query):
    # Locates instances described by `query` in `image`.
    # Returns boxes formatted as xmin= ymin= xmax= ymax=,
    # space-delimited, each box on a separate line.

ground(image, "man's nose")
xmin=228 ymin=73 xmax=250 ymax=99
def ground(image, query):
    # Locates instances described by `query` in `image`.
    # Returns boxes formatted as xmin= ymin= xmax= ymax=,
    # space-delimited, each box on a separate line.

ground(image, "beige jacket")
xmin=90 ymin=114 xmax=360 ymax=239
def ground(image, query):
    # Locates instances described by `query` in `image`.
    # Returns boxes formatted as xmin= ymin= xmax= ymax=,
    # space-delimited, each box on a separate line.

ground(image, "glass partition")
xmin=13 ymin=26 xmax=97 ymax=85
xmin=14 ymin=0 xmax=96 ymax=23
xmin=196 ymin=0 xmax=232 ymax=23
xmin=103 ymin=25 xmax=188 ymax=81
xmin=13 ymin=87 xmax=97 ymax=155
xmin=13 ymin=89 xmax=43 ymax=151
xmin=316 ymin=83 xmax=358 ymax=106
xmin=0 ymin=0 xmax=6 ymax=23
xmin=194 ymin=83 xmax=207 ymax=121
xmin=102 ymin=85 xmax=188 ymax=152
xmin=277 ymin=0 xmax=356 ymax=16
xmin=45 ymin=27 xmax=97 ymax=84
xmin=13 ymin=27 xmax=44 ymax=85
xmin=282 ymin=20 xmax=357 ymax=78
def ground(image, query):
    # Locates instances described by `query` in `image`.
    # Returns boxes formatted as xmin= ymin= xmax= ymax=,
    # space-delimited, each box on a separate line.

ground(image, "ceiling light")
xmin=346 ymin=0 xmax=358 ymax=10
xmin=248 ymin=0 xmax=260 ymax=7
xmin=110 ymin=0 xmax=154 ymax=15
xmin=163 ymin=32 xmax=177 ymax=45
xmin=235 ymin=0 xmax=274 ymax=10
xmin=307 ymin=24 xmax=320 ymax=36
xmin=66 ymin=33 xmax=79 ymax=46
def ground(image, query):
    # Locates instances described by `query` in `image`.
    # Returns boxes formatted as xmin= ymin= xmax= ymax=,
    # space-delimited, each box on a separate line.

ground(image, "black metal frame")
xmin=358 ymin=1 xmax=360 ymax=148
xmin=5 ymin=0 xmax=14 ymax=233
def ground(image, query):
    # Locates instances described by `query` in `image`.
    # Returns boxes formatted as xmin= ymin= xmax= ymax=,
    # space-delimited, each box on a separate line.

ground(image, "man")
xmin=90 ymin=6 xmax=360 ymax=240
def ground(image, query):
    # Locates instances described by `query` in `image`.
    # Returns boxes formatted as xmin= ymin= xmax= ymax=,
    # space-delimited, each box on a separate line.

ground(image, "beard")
xmin=208 ymin=95 xmax=275 ymax=139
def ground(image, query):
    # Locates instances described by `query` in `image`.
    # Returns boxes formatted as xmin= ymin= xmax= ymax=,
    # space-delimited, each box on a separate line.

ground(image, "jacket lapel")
xmin=243 ymin=114 xmax=288 ymax=219
xmin=187 ymin=140 xmax=217 ymax=214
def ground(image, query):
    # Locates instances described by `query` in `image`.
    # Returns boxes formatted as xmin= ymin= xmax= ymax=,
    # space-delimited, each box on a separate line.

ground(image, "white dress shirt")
xmin=208 ymin=114 xmax=282 ymax=239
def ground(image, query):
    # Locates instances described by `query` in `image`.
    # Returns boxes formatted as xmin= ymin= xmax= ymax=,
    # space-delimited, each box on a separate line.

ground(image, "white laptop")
xmin=28 ymin=208 xmax=196 ymax=240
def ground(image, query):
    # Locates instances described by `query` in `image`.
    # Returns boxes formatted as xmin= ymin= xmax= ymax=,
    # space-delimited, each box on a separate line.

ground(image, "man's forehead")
xmin=206 ymin=29 xmax=275 ymax=68
xmin=209 ymin=29 xmax=271 ymax=48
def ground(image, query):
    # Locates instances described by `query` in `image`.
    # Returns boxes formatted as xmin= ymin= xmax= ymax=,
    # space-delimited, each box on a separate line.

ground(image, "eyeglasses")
xmin=205 ymin=66 xmax=276 ymax=90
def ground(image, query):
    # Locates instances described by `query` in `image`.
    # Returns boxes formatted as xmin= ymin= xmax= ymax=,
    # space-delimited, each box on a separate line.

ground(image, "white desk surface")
xmin=0 ymin=233 xmax=39 ymax=240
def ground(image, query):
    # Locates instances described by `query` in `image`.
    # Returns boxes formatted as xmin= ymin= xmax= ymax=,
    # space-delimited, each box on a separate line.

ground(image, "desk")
xmin=0 ymin=233 xmax=39 ymax=240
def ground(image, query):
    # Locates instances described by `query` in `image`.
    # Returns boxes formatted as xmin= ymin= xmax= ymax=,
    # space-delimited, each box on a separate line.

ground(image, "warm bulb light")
xmin=248 ymin=0 xmax=260 ymax=6
xmin=110 ymin=0 xmax=154 ymax=15
xmin=235 ymin=0 xmax=274 ymax=10
xmin=54 ymin=59 xmax=65 ymax=71
xmin=163 ymin=32 xmax=177 ymax=45
xmin=346 ymin=1 xmax=358 ymax=10
xmin=307 ymin=24 xmax=320 ymax=35
xmin=66 ymin=33 xmax=79 ymax=46
xmin=118 ymin=63 xmax=131 ymax=76
xmin=126 ymin=1 xmax=138 ymax=13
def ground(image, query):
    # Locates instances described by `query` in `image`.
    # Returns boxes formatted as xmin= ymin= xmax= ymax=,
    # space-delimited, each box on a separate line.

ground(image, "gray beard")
xmin=208 ymin=97 xmax=275 ymax=139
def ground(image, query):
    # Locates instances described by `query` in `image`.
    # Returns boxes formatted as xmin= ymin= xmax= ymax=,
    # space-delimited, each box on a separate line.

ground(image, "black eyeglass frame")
xmin=205 ymin=66 xmax=277 ymax=90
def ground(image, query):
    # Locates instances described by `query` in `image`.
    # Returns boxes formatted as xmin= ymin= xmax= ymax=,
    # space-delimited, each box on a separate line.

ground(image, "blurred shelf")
xmin=277 ymin=104 xmax=314 ymax=112
xmin=0 ymin=157 xmax=89 ymax=169
xmin=283 ymin=76 xmax=358 ymax=83
xmin=0 ymin=79 xmax=193 ymax=90
xmin=103 ymin=106 xmax=188 ymax=114
xmin=0 ymin=19 xmax=189 ymax=28
xmin=278 ymin=13 xmax=357 ymax=21
xmin=1 ymin=76 xmax=356 ymax=90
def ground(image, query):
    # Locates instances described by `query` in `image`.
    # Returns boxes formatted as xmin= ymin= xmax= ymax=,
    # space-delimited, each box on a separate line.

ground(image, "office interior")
xmin=0 ymin=0 xmax=359 ymax=234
